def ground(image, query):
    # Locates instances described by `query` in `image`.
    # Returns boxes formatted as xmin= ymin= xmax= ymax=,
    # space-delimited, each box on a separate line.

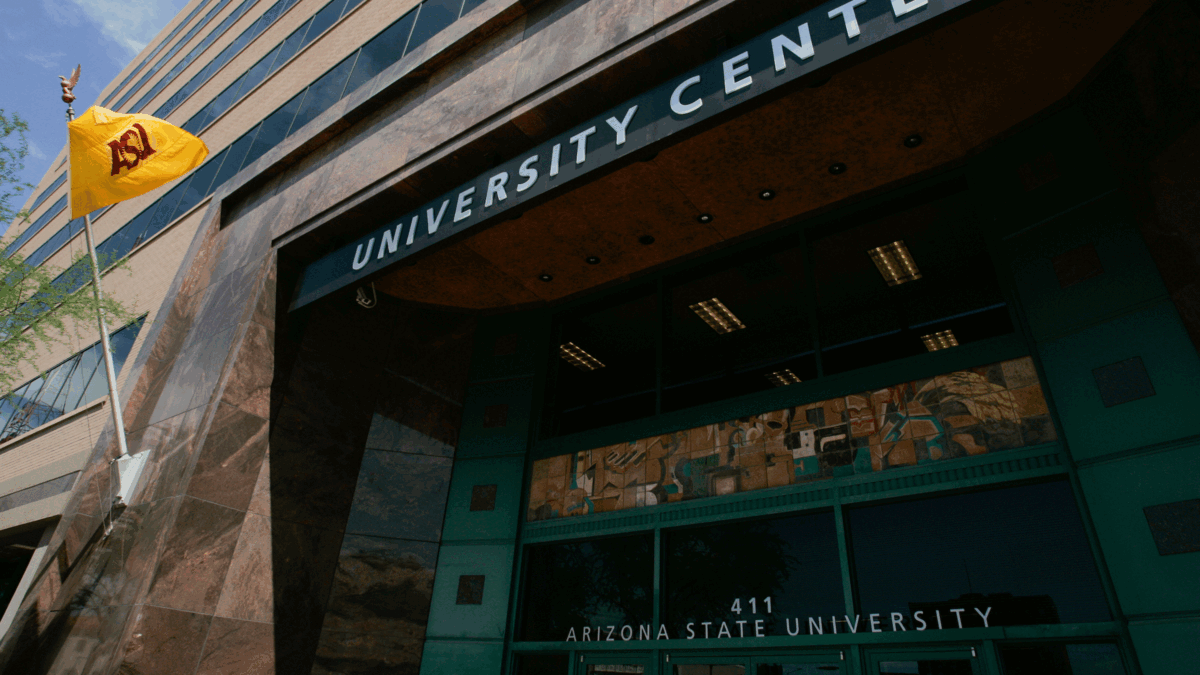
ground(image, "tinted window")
xmin=237 ymin=45 xmax=282 ymax=98
xmin=548 ymin=287 xmax=658 ymax=436
xmin=289 ymin=55 xmax=355 ymax=132
xmin=57 ymin=344 xmax=102 ymax=411
xmin=520 ymin=533 xmax=653 ymax=641
xmin=1000 ymin=643 xmax=1125 ymax=675
xmin=140 ymin=179 xmax=191 ymax=241
xmin=300 ymin=0 xmax=347 ymax=50
xmin=664 ymin=236 xmax=815 ymax=412
xmin=407 ymin=0 xmax=464 ymax=53
xmin=272 ymin=18 xmax=313 ymax=71
xmin=170 ymin=149 xmax=227 ymax=218
xmin=245 ymin=92 xmax=305 ymax=167
xmin=205 ymin=74 xmax=246 ymax=122
xmin=514 ymin=654 xmax=570 ymax=675
xmin=209 ymin=128 xmax=260 ymax=192
xmin=342 ymin=9 xmax=417 ymax=95
xmin=665 ymin=511 xmax=843 ymax=637
xmin=848 ymin=481 xmax=1111 ymax=628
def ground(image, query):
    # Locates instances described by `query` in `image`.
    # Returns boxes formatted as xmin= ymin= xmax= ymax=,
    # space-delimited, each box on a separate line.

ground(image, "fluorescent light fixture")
xmin=921 ymin=329 xmax=959 ymax=352
xmin=868 ymin=240 xmax=922 ymax=286
xmin=689 ymin=298 xmax=746 ymax=334
xmin=766 ymin=369 xmax=803 ymax=387
xmin=559 ymin=342 xmax=605 ymax=371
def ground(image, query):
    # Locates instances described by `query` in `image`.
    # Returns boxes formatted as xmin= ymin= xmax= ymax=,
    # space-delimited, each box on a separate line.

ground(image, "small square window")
xmin=1093 ymin=357 xmax=1155 ymax=407
xmin=470 ymin=484 xmax=497 ymax=511
xmin=457 ymin=575 xmax=485 ymax=604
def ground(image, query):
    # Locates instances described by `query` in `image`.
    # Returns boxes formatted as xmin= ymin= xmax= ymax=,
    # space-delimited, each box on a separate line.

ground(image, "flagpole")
xmin=64 ymin=98 xmax=130 ymax=462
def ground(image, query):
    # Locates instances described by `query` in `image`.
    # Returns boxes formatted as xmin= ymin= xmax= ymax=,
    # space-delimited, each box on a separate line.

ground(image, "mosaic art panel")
xmin=528 ymin=357 xmax=1055 ymax=521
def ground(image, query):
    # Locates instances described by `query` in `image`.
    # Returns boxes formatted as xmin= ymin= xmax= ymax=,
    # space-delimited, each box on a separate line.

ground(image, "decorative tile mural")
xmin=528 ymin=357 xmax=1055 ymax=521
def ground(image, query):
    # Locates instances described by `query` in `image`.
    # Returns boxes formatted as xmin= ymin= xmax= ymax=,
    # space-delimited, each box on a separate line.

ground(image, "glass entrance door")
xmin=665 ymin=654 xmax=747 ymax=675
xmin=577 ymin=653 xmax=650 ymax=675
xmin=865 ymin=647 xmax=981 ymax=675
xmin=750 ymin=652 xmax=845 ymax=675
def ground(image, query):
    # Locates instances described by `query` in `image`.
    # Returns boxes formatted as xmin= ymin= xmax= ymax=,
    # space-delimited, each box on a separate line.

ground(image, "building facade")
xmin=0 ymin=0 xmax=1198 ymax=673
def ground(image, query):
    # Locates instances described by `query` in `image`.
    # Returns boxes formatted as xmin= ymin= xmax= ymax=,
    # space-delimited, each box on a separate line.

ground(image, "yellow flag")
xmin=68 ymin=106 xmax=208 ymax=218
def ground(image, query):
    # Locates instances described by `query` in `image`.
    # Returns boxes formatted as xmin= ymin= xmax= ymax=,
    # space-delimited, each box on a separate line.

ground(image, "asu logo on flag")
xmin=68 ymin=106 xmax=208 ymax=218
xmin=108 ymin=123 xmax=157 ymax=176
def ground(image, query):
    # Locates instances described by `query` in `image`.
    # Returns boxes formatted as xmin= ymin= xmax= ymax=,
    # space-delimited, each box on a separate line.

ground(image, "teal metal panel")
xmin=468 ymin=311 xmax=548 ymax=384
xmin=419 ymin=638 xmax=505 ymax=675
xmin=1077 ymin=440 xmax=1200 ymax=616
xmin=441 ymin=456 xmax=525 ymax=542
xmin=1038 ymin=300 xmax=1200 ymax=460
xmin=425 ymin=542 xmax=516 ymax=640
xmin=457 ymin=377 xmax=535 ymax=459
xmin=1007 ymin=194 xmax=1169 ymax=342
xmin=1127 ymin=619 xmax=1200 ymax=675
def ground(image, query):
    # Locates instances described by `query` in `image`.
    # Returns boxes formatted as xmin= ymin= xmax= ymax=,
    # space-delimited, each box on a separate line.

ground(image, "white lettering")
xmin=377 ymin=221 xmax=404 ymax=259
xmin=485 ymin=172 xmax=508 ymax=207
xmin=717 ymin=622 xmax=731 ymax=638
xmin=454 ymin=187 xmax=475 ymax=223
xmin=845 ymin=615 xmax=860 ymax=633
xmin=975 ymin=607 xmax=992 ymax=628
xmin=808 ymin=617 xmax=823 ymax=635
xmin=891 ymin=0 xmax=928 ymax=17
xmin=950 ymin=608 xmax=965 ymax=629
xmin=723 ymin=51 xmax=753 ymax=94
xmin=771 ymin=24 xmax=814 ymax=72
xmin=569 ymin=127 xmax=597 ymax=165
xmin=870 ymin=613 xmax=882 ymax=633
xmin=686 ymin=623 xmax=695 ymax=639
xmin=658 ymin=624 xmax=670 ymax=640
xmin=605 ymin=625 xmax=616 ymax=641
xmin=517 ymin=156 xmax=539 ymax=191
xmin=405 ymin=215 xmax=418 ymax=245
xmin=426 ymin=200 xmax=449 ymax=235
xmin=567 ymin=627 xmax=577 ymax=641
xmin=639 ymin=624 xmax=651 ymax=641
xmin=936 ymin=610 xmax=943 ymax=630
xmin=550 ymin=143 xmax=561 ymax=176
xmin=583 ymin=627 xmax=591 ymax=641
xmin=670 ymin=75 xmax=704 ymax=115
xmin=606 ymin=105 xmax=639 ymax=147
xmin=831 ymin=616 xmax=838 ymax=634
xmin=352 ymin=239 xmax=374 ymax=270
xmin=891 ymin=613 xmax=907 ymax=631
xmin=786 ymin=618 xmax=802 ymax=636
xmin=828 ymin=0 xmax=868 ymax=38
xmin=755 ymin=619 xmax=765 ymax=637
xmin=701 ymin=621 xmax=712 ymax=639
xmin=620 ymin=625 xmax=633 ymax=641
xmin=735 ymin=619 xmax=747 ymax=637
xmin=914 ymin=611 xmax=927 ymax=631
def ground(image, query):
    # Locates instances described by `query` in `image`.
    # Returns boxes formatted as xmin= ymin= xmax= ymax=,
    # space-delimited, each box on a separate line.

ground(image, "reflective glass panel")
xmin=664 ymin=235 xmax=814 ymax=412
xmin=548 ymin=287 xmax=657 ymax=436
xmin=342 ymin=9 xmax=417 ymax=95
xmin=300 ymin=0 xmax=348 ymax=50
xmin=289 ymin=55 xmax=356 ymax=132
xmin=28 ymin=359 xmax=75 ymax=427
xmin=244 ymin=92 xmax=305 ymax=166
xmin=878 ymin=661 xmax=972 ymax=675
xmin=57 ymin=344 xmax=102 ymax=411
xmin=209 ymin=128 xmax=260 ymax=192
xmin=520 ymin=533 xmax=653 ymax=641
xmin=237 ymin=45 xmax=282 ymax=98
xmin=272 ymin=18 xmax=313 ymax=72
xmin=406 ymin=0 xmax=464 ymax=53
xmin=757 ymin=666 xmax=842 ymax=675
xmin=513 ymin=654 xmax=569 ymax=675
xmin=999 ymin=643 xmax=1125 ymax=675
xmin=849 ymin=480 xmax=1111 ymax=628
xmin=170 ymin=150 xmax=227 ymax=219
xmin=665 ymin=511 xmax=843 ymax=638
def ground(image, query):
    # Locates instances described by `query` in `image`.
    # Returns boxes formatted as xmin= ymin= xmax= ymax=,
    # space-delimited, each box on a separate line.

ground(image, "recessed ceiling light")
xmin=759 ymin=189 xmax=776 ymax=200
xmin=904 ymin=133 xmax=924 ymax=148
xmin=538 ymin=273 xmax=553 ymax=282
xmin=766 ymin=369 xmax=803 ymax=387
xmin=585 ymin=256 xmax=601 ymax=265
xmin=689 ymin=298 xmax=746 ymax=334
xmin=696 ymin=213 xmax=714 ymax=224
xmin=868 ymin=240 xmax=922 ymax=286
xmin=829 ymin=162 xmax=847 ymax=175
xmin=921 ymin=330 xmax=959 ymax=352
xmin=559 ymin=342 xmax=605 ymax=371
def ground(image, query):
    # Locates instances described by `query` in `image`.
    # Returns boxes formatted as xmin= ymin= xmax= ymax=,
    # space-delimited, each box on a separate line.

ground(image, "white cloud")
xmin=27 ymin=141 xmax=48 ymax=161
xmin=63 ymin=0 xmax=183 ymax=57
xmin=25 ymin=50 xmax=66 ymax=69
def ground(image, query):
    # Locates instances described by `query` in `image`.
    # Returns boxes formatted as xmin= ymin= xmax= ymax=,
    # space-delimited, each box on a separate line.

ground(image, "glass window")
xmin=460 ymin=0 xmax=486 ymax=16
xmin=170 ymin=150 xmax=227 ymax=220
xmin=57 ymin=344 xmax=102 ymax=411
xmin=664 ymin=235 xmax=815 ymax=412
xmin=237 ymin=45 xmax=282 ymax=98
xmin=848 ymin=480 xmax=1111 ymax=628
xmin=29 ymin=359 xmax=76 ymax=427
xmin=514 ymin=654 xmax=569 ymax=675
xmin=520 ymin=533 xmax=654 ymax=641
xmin=342 ymin=9 xmax=418 ymax=95
xmin=811 ymin=185 xmax=1011 ymax=375
xmin=999 ymin=643 xmax=1125 ymax=675
xmin=2 ymin=377 xmax=44 ymax=441
xmin=205 ymin=74 xmax=246 ymax=123
xmin=341 ymin=0 xmax=365 ymax=17
xmin=300 ymin=0 xmax=347 ymax=51
xmin=244 ymin=92 xmax=305 ymax=167
xmin=548 ymin=287 xmax=658 ymax=436
xmin=133 ymin=179 xmax=190 ymax=246
xmin=288 ymin=55 xmax=356 ymax=133
xmin=665 ymin=511 xmax=843 ymax=638
xmin=272 ymin=18 xmax=313 ymax=72
xmin=210 ymin=125 xmax=261 ymax=192
xmin=0 ymin=383 xmax=32 ymax=441
xmin=406 ymin=0 xmax=464 ymax=54
xmin=109 ymin=318 xmax=145 ymax=373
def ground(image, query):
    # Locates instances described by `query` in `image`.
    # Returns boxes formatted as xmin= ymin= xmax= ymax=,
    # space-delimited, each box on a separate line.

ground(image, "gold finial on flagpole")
xmin=60 ymin=64 xmax=80 ymax=121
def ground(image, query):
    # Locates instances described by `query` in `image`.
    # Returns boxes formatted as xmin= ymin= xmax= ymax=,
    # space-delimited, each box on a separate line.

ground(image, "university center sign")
xmin=293 ymin=0 xmax=979 ymax=309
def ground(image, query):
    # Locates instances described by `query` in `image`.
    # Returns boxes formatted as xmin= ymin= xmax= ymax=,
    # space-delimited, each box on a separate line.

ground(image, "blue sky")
xmin=1 ymin=0 xmax=191 ymax=233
